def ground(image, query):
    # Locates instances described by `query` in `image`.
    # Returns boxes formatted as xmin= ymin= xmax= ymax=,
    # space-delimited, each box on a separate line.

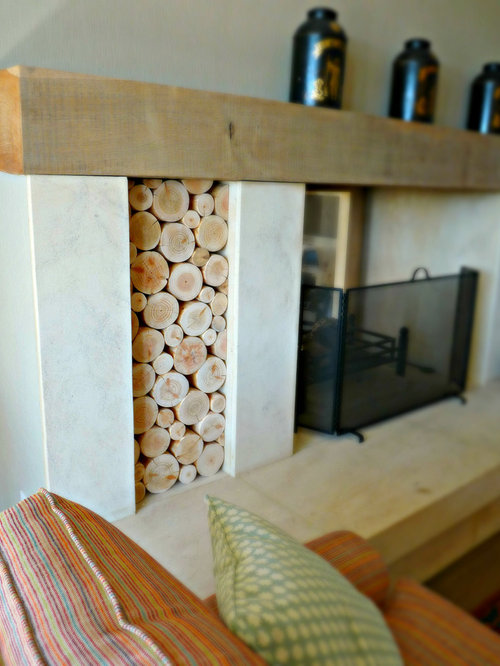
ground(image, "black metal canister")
xmin=466 ymin=63 xmax=500 ymax=134
xmin=289 ymin=7 xmax=347 ymax=109
xmin=388 ymin=39 xmax=439 ymax=123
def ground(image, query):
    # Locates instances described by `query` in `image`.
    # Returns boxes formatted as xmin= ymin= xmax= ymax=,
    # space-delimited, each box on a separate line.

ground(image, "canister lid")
xmin=404 ymin=38 xmax=431 ymax=50
xmin=483 ymin=62 xmax=500 ymax=74
xmin=307 ymin=8 xmax=337 ymax=20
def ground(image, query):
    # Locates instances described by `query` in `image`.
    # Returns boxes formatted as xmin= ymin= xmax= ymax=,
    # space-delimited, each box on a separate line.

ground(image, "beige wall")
xmin=0 ymin=0 xmax=499 ymax=128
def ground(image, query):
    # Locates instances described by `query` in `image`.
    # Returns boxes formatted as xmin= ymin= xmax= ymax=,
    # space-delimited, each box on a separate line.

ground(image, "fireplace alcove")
xmin=0 ymin=67 xmax=500 ymax=543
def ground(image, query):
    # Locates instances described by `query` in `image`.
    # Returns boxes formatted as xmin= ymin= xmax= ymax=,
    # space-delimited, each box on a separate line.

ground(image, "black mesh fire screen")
xmin=296 ymin=268 xmax=478 ymax=438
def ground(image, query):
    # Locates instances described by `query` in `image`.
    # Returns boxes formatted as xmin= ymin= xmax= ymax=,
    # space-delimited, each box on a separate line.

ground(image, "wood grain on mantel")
xmin=1 ymin=65 xmax=500 ymax=189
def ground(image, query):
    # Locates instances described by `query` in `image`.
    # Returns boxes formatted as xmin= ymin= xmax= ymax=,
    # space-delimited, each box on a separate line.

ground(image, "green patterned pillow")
xmin=206 ymin=496 xmax=403 ymax=666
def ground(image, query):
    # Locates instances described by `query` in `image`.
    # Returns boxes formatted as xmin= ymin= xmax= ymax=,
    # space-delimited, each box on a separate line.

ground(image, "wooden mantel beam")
xmin=1 ymin=65 xmax=500 ymax=189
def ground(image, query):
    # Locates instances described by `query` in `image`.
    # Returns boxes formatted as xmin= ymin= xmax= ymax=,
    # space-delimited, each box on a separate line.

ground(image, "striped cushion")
xmin=0 ymin=489 xmax=264 ymax=665
xmin=385 ymin=577 xmax=500 ymax=665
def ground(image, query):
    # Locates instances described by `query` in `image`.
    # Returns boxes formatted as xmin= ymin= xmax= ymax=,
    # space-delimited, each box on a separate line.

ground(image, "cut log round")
xmin=211 ymin=315 xmax=226 ymax=332
xmin=192 ymin=412 xmax=225 ymax=442
xmin=130 ymin=211 xmax=161 ymax=251
xmin=169 ymin=420 xmax=186 ymax=441
xmin=151 ymin=180 xmax=189 ymax=222
xmin=173 ymin=388 xmax=209 ymax=425
xmin=202 ymin=254 xmax=229 ymax=287
xmin=135 ymin=481 xmax=146 ymax=504
xmin=163 ymin=324 xmax=184 ymax=347
xmin=170 ymin=430 xmax=203 ymax=465
xmin=135 ymin=462 xmax=145 ymax=482
xmin=139 ymin=426 xmax=171 ymax=458
xmin=181 ymin=210 xmax=201 ymax=229
xmin=173 ymin=336 xmax=207 ymax=374
xmin=192 ymin=193 xmax=214 ymax=216
xmin=131 ymin=291 xmax=147 ymax=313
xmin=167 ymin=263 xmax=203 ymax=301
xmin=130 ymin=251 xmax=169 ymax=294
xmin=217 ymin=433 xmax=225 ymax=447
xmin=210 ymin=392 xmax=226 ymax=414
xmin=142 ymin=178 xmax=163 ymax=190
xmin=179 ymin=464 xmax=197 ymax=484
xmin=201 ymin=328 xmax=217 ymax=346
xmin=218 ymin=279 xmax=229 ymax=295
xmin=194 ymin=215 xmax=228 ymax=251
xmin=132 ymin=362 xmax=156 ymax=397
xmin=143 ymin=292 xmax=179 ymax=329
xmin=156 ymin=408 xmax=175 ymax=428
xmin=131 ymin=311 xmax=139 ymax=340
xmin=191 ymin=356 xmax=226 ymax=393
xmin=189 ymin=247 xmax=210 ymax=267
xmin=210 ymin=292 xmax=228 ymax=316
xmin=212 ymin=183 xmax=229 ymax=220
xmin=151 ymin=372 xmax=189 ymax=407
xmin=181 ymin=178 xmax=213 ymax=194
xmin=177 ymin=301 xmax=212 ymax=336
xmin=210 ymin=329 xmax=227 ymax=360
xmin=134 ymin=439 xmax=140 ymax=464
xmin=197 ymin=286 xmax=215 ymax=303
xmin=195 ymin=443 xmax=224 ymax=477
xmin=133 ymin=396 xmax=158 ymax=434
xmin=159 ymin=222 xmax=195 ymax=263
xmin=132 ymin=327 xmax=165 ymax=363
xmin=130 ymin=242 xmax=137 ymax=264
xmin=128 ymin=179 xmax=136 ymax=191
xmin=129 ymin=184 xmax=153 ymax=211
xmin=152 ymin=352 xmax=174 ymax=375
xmin=144 ymin=454 xmax=179 ymax=493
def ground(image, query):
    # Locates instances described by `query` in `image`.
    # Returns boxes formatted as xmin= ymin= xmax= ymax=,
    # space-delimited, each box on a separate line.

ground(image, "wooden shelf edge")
xmin=1 ymin=65 xmax=500 ymax=189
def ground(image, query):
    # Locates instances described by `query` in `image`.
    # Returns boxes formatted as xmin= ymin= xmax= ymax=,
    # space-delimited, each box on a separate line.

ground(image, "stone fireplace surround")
xmin=1 ymin=67 xmax=500 ymax=523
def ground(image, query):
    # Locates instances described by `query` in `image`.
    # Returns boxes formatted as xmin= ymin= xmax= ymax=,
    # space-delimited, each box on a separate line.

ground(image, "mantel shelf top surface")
xmin=1 ymin=65 xmax=500 ymax=190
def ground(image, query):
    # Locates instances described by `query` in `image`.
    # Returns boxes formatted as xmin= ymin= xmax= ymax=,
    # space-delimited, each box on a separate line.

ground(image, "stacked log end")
xmin=130 ymin=178 xmax=229 ymax=503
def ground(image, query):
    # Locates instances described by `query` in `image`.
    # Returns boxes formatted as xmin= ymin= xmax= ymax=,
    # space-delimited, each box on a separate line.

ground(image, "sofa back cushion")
xmin=0 ymin=489 xmax=264 ymax=665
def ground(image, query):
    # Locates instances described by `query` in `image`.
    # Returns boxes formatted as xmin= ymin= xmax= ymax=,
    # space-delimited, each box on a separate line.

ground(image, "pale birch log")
xmin=197 ymin=286 xmax=215 ymax=303
xmin=130 ymin=242 xmax=137 ymax=264
xmin=135 ymin=481 xmax=146 ymax=503
xmin=170 ymin=430 xmax=203 ymax=465
xmin=212 ymin=183 xmax=229 ymax=220
xmin=135 ymin=462 xmax=145 ymax=482
xmin=131 ymin=311 xmax=140 ymax=340
xmin=179 ymin=464 xmax=197 ymax=484
xmin=133 ymin=396 xmax=158 ymax=434
xmin=173 ymin=388 xmax=209 ymax=425
xmin=163 ymin=324 xmax=183 ymax=347
xmin=189 ymin=247 xmax=210 ymax=267
xmin=168 ymin=420 xmax=186 ymax=440
xmin=194 ymin=215 xmax=228 ymax=251
xmin=159 ymin=223 xmax=195 ymax=263
xmin=210 ymin=392 xmax=226 ymax=414
xmin=152 ymin=352 xmax=174 ymax=375
xmin=201 ymin=328 xmax=217 ymax=346
xmin=142 ymin=178 xmax=163 ymax=190
xmin=130 ymin=251 xmax=169 ymax=294
xmin=210 ymin=329 xmax=227 ymax=361
xmin=134 ymin=439 xmax=140 ymax=463
xmin=211 ymin=315 xmax=226 ymax=332
xmin=218 ymin=279 xmax=229 ymax=295
xmin=181 ymin=178 xmax=213 ymax=194
xmin=144 ymin=454 xmax=179 ymax=493
xmin=131 ymin=291 xmax=147 ymax=313
xmin=195 ymin=443 xmax=224 ymax=477
xmin=151 ymin=180 xmax=189 ymax=222
xmin=139 ymin=426 xmax=171 ymax=458
xmin=172 ymin=336 xmax=207 ymax=374
xmin=143 ymin=292 xmax=179 ymax=329
xmin=192 ymin=412 xmax=225 ymax=442
xmin=181 ymin=210 xmax=201 ymax=229
xmin=216 ymin=433 xmax=225 ymax=447
xmin=210 ymin=292 xmax=228 ymax=316
xmin=177 ymin=302 xmax=212 ymax=336
xmin=202 ymin=254 xmax=229 ymax=287
xmin=167 ymin=263 xmax=203 ymax=301
xmin=132 ymin=327 xmax=165 ymax=363
xmin=132 ymin=362 xmax=156 ymax=397
xmin=192 ymin=193 xmax=214 ymax=217
xmin=151 ymin=372 xmax=189 ymax=407
xmin=156 ymin=408 xmax=175 ymax=428
xmin=130 ymin=211 xmax=161 ymax=250
xmin=191 ymin=356 xmax=226 ymax=393
xmin=129 ymin=184 xmax=153 ymax=211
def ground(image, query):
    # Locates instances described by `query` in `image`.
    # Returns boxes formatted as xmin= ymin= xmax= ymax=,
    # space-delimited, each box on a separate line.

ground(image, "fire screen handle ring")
xmin=411 ymin=267 xmax=431 ymax=281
